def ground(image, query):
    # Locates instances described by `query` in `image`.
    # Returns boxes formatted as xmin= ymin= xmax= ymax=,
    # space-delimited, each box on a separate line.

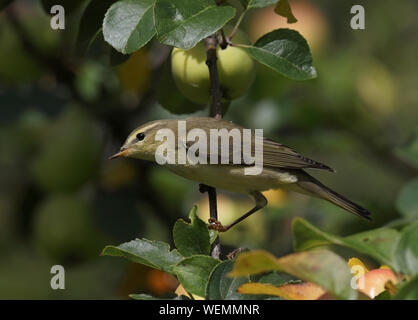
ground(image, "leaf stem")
xmin=186 ymin=290 xmax=195 ymax=300
xmin=87 ymin=28 xmax=103 ymax=52
xmin=229 ymin=42 xmax=251 ymax=48
xmin=229 ymin=10 xmax=246 ymax=40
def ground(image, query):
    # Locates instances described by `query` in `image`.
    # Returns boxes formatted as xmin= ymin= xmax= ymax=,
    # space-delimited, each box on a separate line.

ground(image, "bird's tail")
xmin=294 ymin=171 xmax=372 ymax=221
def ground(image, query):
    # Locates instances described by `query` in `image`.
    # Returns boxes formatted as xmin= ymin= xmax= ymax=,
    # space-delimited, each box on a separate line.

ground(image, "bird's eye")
xmin=136 ymin=132 xmax=145 ymax=141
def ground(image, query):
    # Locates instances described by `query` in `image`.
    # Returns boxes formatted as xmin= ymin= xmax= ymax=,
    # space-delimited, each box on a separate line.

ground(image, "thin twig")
xmin=205 ymin=36 xmax=223 ymax=119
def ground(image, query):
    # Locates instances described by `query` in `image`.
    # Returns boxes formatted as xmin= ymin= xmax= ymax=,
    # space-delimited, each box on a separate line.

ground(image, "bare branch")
xmin=204 ymin=36 xmax=223 ymax=119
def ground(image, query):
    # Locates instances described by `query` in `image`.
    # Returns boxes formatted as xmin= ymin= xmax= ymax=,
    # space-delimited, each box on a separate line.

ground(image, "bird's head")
xmin=109 ymin=119 xmax=175 ymax=161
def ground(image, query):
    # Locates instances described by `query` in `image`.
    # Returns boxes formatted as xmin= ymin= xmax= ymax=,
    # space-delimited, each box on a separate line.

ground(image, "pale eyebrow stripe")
xmin=127 ymin=121 xmax=163 ymax=144
xmin=137 ymin=122 xmax=162 ymax=133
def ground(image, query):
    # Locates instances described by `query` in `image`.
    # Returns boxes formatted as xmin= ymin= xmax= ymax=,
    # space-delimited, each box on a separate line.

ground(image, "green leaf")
xmin=375 ymin=291 xmax=391 ymax=300
xmin=101 ymin=238 xmax=183 ymax=274
xmin=230 ymin=249 xmax=357 ymax=300
xmin=248 ymin=29 xmax=317 ymax=80
xmin=129 ymin=293 xmax=187 ymax=300
xmin=206 ymin=260 xmax=252 ymax=300
xmin=277 ymin=250 xmax=356 ymax=300
xmin=173 ymin=255 xmax=220 ymax=297
xmin=247 ymin=272 xmax=291 ymax=300
xmin=292 ymin=217 xmax=400 ymax=268
xmin=129 ymin=293 xmax=162 ymax=300
xmin=154 ymin=0 xmax=235 ymax=50
xmin=173 ymin=206 xmax=211 ymax=257
xmin=396 ymin=179 xmax=418 ymax=219
xmin=156 ymin=59 xmax=206 ymax=114
xmin=209 ymin=229 xmax=218 ymax=245
xmin=253 ymin=271 xmax=290 ymax=286
xmin=240 ymin=0 xmax=278 ymax=9
xmin=393 ymin=276 xmax=418 ymax=300
xmin=394 ymin=221 xmax=418 ymax=277
xmin=103 ymin=0 xmax=156 ymax=54
xmin=384 ymin=217 xmax=417 ymax=229
xmin=274 ymin=0 xmax=297 ymax=23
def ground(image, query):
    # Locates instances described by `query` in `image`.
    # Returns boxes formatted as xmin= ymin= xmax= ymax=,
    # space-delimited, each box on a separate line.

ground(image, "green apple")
xmin=171 ymin=29 xmax=256 ymax=104
xmin=30 ymin=108 xmax=101 ymax=192
xmin=33 ymin=194 xmax=103 ymax=263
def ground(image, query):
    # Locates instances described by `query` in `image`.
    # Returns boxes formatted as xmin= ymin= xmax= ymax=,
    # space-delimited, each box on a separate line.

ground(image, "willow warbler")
xmin=110 ymin=117 xmax=371 ymax=231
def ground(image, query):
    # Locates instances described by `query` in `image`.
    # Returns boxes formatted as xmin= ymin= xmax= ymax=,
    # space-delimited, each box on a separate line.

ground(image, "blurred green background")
xmin=0 ymin=0 xmax=417 ymax=299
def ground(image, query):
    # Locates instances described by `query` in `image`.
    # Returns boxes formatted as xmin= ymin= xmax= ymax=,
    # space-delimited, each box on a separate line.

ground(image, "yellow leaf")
xmin=227 ymin=250 xmax=280 ymax=277
xmin=175 ymin=284 xmax=204 ymax=300
xmin=238 ymin=282 xmax=325 ymax=300
xmin=229 ymin=249 xmax=356 ymax=300
xmin=348 ymin=257 xmax=369 ymax=274
xmin=379 ymin=265 xmax=391 ymax=270
xmin=274 ymin=0 xmax=298 ymax=24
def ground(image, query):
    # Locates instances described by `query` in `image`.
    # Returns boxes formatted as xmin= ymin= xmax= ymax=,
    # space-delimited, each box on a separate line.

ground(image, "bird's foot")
xmin=227 ymin=247 xmax=248 ymax=260
xmin=208 ymin=218 xmax=228 ymax=232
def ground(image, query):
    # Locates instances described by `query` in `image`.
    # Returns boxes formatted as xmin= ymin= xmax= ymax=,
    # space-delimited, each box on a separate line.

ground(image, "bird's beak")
xmin=108 ymin=149 xmax=130 ymax=160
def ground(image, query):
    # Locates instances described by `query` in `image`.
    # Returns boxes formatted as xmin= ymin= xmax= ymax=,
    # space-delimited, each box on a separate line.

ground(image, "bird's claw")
xmin=227 ymin=247 xmax=247 ymax=260
xmin=208 ymin=218 xmax=228 ymax=232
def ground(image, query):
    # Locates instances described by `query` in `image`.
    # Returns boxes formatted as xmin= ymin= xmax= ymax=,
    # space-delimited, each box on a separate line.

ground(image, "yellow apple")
xmin=117 ymin=50 xmax=150 ymax=94
xmin=171 ymin=29 xmax=256 ymax=104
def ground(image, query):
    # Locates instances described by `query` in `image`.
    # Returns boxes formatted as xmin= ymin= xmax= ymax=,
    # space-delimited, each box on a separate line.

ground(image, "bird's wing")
xmin=184 ymin=134 xmax=334 ymax=172
xmin=262 ymin=138 xmax=335 ymax=172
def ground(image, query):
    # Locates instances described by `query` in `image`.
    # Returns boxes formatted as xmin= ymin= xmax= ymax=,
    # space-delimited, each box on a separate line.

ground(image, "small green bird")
xmin=110 ymin=117 xmax=371 ymax=231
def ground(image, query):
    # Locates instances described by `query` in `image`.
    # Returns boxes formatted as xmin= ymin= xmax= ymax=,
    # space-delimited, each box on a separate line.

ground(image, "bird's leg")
xmin=199 ymin=184 xmax=221 ymax=258
xmin=199 ymin=184 xmax=219 ymax=228
xmin=208 ymin=191 xmax=267 ymax=232
xmin=199 ymin=184 xmax=218 ymax=220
